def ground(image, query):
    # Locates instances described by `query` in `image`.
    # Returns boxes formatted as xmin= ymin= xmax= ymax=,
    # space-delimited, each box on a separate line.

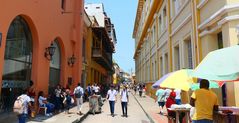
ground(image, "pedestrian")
xmin=15 ymin=89 xmax=31 ymax=123
xmin=190 ymin=79 xmax=219 ymax=123
xmin=38 ymin=91 xmax=55 ymax=116
xmin=106 ymin=85 xmax=117 ymax=117
xmin=155 ymin=87 xmax=166 ymax=115
xmin=134 ymin=85 xmax=137 ymax=95
xmin=54 ymin=84 xmax=62 ymax=112
xmin=166 ymin=91 xmax=185 ymax=123
xmin=74 ymin=83 xmax=84 ymax=115
xmin=175 ymin=89 xmax=182 ymax=105
xmin=63 ymin=89 xmax=72 ymax=114
xmin=120 ymin=85 xmax=129 ymax=117
xmin=94 ymin=84 xmax=100 ymax=95
xmin=26 ymin=80 xmax=36 ymax=117
xmin=138 ymin=84 xmax=143 ymax=97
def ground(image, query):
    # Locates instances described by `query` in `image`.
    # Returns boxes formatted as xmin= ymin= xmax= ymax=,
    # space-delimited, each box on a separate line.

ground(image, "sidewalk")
xmin=0 ymin=102 xmax=90 ymax=123
xmin=132 ymin=92 xmax=168 ymax=123
xmin=29 ymin=102 xmax=89 ymax=123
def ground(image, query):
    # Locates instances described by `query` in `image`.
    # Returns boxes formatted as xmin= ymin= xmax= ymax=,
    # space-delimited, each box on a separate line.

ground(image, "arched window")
xmin=1 ymin=16 xmax=32 ymax=112
xmin=48 ymin=40 xmax=61 ymax=94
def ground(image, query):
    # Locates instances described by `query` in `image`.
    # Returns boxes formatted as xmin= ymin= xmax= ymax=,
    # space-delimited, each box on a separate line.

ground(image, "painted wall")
xmin=0 ymin=0 xmax=84 ymax=95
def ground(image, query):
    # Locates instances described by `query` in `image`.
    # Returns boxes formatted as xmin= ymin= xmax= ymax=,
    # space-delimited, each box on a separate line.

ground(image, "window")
xmin=82 ymin=38 xmax=86 ymax=62
xmin=96 ymin=7 xmax=100 ymax=9
xmin=49 ymin=40 xmax=61 ymax=94
xmin=174 ymin=45 xmax=180 ymax=70
xmin=160 ymin=57 xmax=163 ymax=77
xmin=174 ymin=0 xmax=180 ymax=14
xmin=217 ymin=32 xmax=223 ymax=49
xmin=61 ymin=0 xmax=65 ymax=10
xmin=163 ymin=7 xmax=167 ymax=29
xmin=164 ymin=53 xmax=169 ymax=73
xmin=158 ymin=15 xmax=162 ymax=36
xmin=184 ymin=38 xmax=193 ymax=69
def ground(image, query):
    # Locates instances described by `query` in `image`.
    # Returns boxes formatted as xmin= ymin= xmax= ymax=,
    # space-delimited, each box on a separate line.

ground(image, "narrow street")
xmin=83 ymin=92 xmax=151 ymax=123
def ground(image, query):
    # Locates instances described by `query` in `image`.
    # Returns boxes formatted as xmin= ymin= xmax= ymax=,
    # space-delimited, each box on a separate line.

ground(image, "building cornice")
xmin=133 ymin=0 xmax=144 ymax=38
xmin=133 ymin=0 xmax=163 ymax=59
xmin=198 ymin=4 xmax=239 ymax=30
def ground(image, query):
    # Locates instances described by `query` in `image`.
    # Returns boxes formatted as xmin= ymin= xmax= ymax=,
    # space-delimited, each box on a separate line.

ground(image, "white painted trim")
xmin=198 ymin=4 xmax=239 ymax=30
xmin=218 ymin=15 xmax=239 ymax=26
xmin=170 ymin=0 xmax=190 ymax=24
xmin=199 ymin=15 xmax=239 ymax=37
xmin=199 ymin=25 xmax=221 ymax=37
xmin=170 ymin=14 xmax=192 ymax=37
xmin=197 ymin=0 xmax=208 ymax=9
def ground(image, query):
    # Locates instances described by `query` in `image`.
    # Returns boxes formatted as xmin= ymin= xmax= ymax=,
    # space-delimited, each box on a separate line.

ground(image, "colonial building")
xmin=84 ymin=3 xmax=117 ymax=86
xmin=0 ymin=0 xmax=84 ymax=113
xmin=133 ymin=0 xmax=239 ymax=106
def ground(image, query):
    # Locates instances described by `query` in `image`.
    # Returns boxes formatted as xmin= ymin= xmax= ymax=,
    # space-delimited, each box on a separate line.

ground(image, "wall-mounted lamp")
xmin=45 ymin=43 xmax=56 ymax=61
xmin=68 ymin=54 xmax=76 ymax=67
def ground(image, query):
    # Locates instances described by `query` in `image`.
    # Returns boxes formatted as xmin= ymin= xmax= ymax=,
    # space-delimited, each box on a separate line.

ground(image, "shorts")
xmin=158 ymin=101 xmax=165 ymax=107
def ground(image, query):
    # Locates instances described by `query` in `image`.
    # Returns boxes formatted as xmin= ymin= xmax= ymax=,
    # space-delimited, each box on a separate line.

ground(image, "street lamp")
xmin=45 ymin=43 xmax=56 ymax=61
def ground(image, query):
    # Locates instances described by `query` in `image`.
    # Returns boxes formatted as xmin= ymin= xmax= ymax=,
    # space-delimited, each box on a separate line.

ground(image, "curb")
xmin=72 ymin=111 xmax=90 ymax=123
xmin=72 ymin=98 xmax=106 ymax=123
xmin=131 ymin=93 xmax=155 ymax=123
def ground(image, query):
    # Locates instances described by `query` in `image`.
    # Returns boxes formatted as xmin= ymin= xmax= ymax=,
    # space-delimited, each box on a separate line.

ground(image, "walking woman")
xmin=106 ymin=85 xmax=117 ymax=117
xmin=120 ymin=85 xmax=129 ymax=117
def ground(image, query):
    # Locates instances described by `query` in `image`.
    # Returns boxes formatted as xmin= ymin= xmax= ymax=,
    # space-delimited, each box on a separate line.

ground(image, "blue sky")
xmin=85 ymin=0 xmax=137 ymax=73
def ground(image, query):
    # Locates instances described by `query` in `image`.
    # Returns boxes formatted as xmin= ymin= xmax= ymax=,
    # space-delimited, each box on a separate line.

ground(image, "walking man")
xmin=120 ymin=85 xmax=129 ymax=117
xmin=74 ymin=83 xmax=84 ymax=115
xmin=190 ymin=79 xmax=218 ymax=123
xmin=155 ymin=87 xmax=166 ymax=115
xmin=106 ymin=85 xmax=117 ymax=117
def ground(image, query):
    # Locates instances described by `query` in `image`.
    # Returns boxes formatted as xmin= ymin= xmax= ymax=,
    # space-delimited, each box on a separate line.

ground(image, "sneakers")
xmin=45 ymin=113 xmax=50 ymax=117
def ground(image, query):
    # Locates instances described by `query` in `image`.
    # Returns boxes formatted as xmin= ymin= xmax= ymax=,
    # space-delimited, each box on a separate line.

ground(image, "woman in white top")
xmin=38 ymin=91 xmax=55 ymax=116
xmin=120 ymin=86 xmax=129 ymax=117
xmin=106 ymin=85 xmax=117 ymax=117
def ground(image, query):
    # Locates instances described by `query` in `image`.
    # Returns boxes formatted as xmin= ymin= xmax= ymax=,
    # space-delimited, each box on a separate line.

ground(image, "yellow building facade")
xmin=133 ymin=0 xmax=239 ymax=106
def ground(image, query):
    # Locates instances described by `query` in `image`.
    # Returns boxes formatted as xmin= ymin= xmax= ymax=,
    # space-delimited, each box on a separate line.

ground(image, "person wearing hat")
xmin=166 ymin=91 xmax=185 ymax=123
xmin=106 ymin=85 xmax=117 ymax=117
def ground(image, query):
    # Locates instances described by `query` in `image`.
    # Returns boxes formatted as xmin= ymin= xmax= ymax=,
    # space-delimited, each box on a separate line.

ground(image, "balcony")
xmin=92 ymin=47 xmax=113 ymax=72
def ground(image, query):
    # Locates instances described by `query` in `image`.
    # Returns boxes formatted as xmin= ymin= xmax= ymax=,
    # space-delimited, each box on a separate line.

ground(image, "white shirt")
xmin=94 ymin=86 xmax=100 ymax=93
xmin=175 ymin=89 xmax=181 ymax=99
xmin=120 ymin=90 xmax=128 ymax=102
xmin=38 ymin=96 xmax=47 ymax=106
xmin=74 ymin=86 xmax=84 ymax=96
xmin=107 ymin=89 xmax=117 ymax=101
xmin=20 ymin=94 xmax=31 ymax=114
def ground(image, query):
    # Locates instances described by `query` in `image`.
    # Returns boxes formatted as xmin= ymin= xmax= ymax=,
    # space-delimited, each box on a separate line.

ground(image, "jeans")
xmin=55 ymin=97 xmax=61 ymax=110
xmin=175 ymin=99 xmax=181 ymax=105
xmin=192 ymin=119 xmax=213 ymax=123
xmin=109 ymin=101 xmax=115 ymax=114
xmin=42 ymin=103 xmax=55 ymax=114
xmin=121 ymin=102 xmax=128 ymax=115
xmin=18 ymin=114 xmax=27 ymax=123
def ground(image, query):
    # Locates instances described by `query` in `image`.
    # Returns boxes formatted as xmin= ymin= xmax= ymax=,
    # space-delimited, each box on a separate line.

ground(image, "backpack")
xmin=13 ymin=95 xmax=25 ymax=115
xmin=75 ymin=87 xmax=82 ymax=98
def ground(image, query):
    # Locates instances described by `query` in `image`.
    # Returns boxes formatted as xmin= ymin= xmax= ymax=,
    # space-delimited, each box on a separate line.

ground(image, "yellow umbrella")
xmin=160 ymin=69 xmax=195 ymax=91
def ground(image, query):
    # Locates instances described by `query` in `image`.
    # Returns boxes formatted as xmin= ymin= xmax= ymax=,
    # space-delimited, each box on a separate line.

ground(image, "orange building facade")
xmin=0 ymin=0 xmax=84 ymax=112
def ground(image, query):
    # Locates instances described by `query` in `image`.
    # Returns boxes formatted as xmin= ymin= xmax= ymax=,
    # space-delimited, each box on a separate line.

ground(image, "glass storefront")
xmin=0 ymin=16 xmax=32 ymax=113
